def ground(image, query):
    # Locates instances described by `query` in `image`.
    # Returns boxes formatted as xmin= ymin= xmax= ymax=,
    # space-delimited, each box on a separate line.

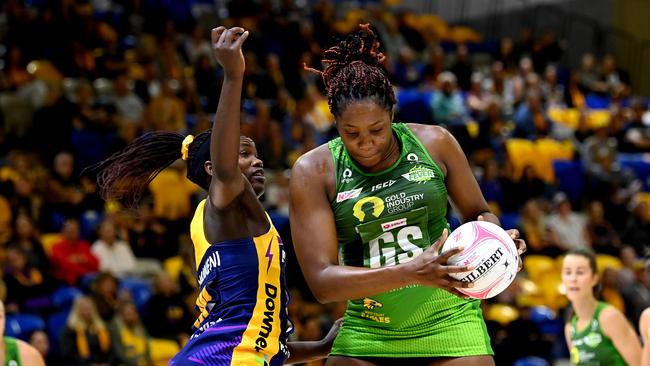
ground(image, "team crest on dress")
xmin=363 ymin=298 xmax=383 ymax=309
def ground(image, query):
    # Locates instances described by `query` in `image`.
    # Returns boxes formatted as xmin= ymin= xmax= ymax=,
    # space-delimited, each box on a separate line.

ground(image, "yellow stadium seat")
xmin=596 ymin=254 xmax=623 ymax=275
xmin=505 ymin=139 xmax=536 ymax=181
xmin=150 ymin=338 xmax=180 ymax=366
xmin=523 ymin=255 xmax=557 ymax=282
xmin=486 ymin=304 xmax=520 ymax=326
xmin=164 ymin=256 xmax=184 ymax=282
xmin=539 ymin=274 xmax=567 ymax=311
xmin=534 ymin=139 xmax=574 ymax=183
xmin=41 ymin=233 xmax=62 ymax=256
xmin=0 ymin=195 xmax=11 ymax=244
xmin=587 ymin=110 xmax=611 ymax=129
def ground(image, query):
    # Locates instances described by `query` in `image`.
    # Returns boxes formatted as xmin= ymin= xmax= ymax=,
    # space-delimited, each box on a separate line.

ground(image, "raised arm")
xmin=208 ymin=26 xmax=249 ymax=209
xmin=289 ymin=149 xmax=471 ymax=303
xmin=601 ymin=306 xmax=642 ymax=366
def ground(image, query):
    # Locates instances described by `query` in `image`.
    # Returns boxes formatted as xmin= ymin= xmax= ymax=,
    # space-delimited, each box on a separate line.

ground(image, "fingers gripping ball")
xmin=442 ymin=221 xmax=518 ymax=299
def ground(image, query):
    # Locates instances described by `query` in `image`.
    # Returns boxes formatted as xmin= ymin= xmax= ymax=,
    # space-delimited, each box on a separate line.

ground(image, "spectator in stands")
xmin=478 ymin=160 xmax=504 ymax=212
xmin=578 ymin=53 xmax=607 ymax=94
xmin=112 ymin=73 xmax=144 ymax=127
xmin=393 ymin=46 xmax=425 ymax=88
xmin=109 ymin=301 xmax=152 ymax=366
xmin=3 ymin=246 xmax=53 ymax=314
xmin=620 ymin=261 xmax=650 ymax=325
xmin=50 ymin=218 xmax=99 ymax=286
xmin=143 ymin=80 xmax=186 ymax=133
xmin=621 ymin=98 xmax=650 ymax=153
xmin=513 ymin=90 xmax=553 ymax=139
xmin=601 ymin=267 xmax=625 ymax=313
xmin=41 ymin=151 xmax=84 ymax=231
xmin=7 ymin=214 xmax=49 ymax=273
xmin=90 ymin=272 xmax=120 ymax=322
xmin=450 ymin=44 xmax=473 ymax=91
xmin=585 ymin=201 xmax=621 ymax=256
xmin=30 ymin=330 xmax=61 ymax=366
xmin=622 ymin=197 xmax=650 ymax=255
xmin=601 ymin=54 xmax=630 ymax=97
xmin=541 ymin=65 xmax=564 ymax=107
xmin=91 ymin=219 xmax=137 ymax=278
xmin=61 ymin=296 xmax=113 ymax=366
xmin=467 ymin=72 xmax=492 ymax=119
xmin=520 ymin=199 xmax=561 ymax=257
xmin=546 ymin=192 xmax=589 ymax=250
xmin=142 ymin=272 xmax=192 ymax=345
xmin=430 ymin=71 xmax=466 ymax=126
xmin=510 ymin=165 xmax=547 ymax=209
xmin=126 ymin=200 xmax=176 ymax=262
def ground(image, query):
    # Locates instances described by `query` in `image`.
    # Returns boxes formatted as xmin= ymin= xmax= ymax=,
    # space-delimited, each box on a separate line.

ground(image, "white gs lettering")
xmin=368 ymin=226 xmax=424 ymax=268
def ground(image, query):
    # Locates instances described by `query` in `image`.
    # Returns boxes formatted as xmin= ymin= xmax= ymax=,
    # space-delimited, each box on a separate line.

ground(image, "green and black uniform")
xmin=569 ymin=302 xmax=626 ymax=365
xmin=3 ymin=337 xmax=22 ymax=366
xmin=329 ymin=123 xmax=492 ymax=358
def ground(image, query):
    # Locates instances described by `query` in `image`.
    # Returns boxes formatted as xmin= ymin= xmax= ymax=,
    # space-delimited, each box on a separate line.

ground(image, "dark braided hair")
xmin=306 ymin=24 xmax=396 ymax=117
xmin=88 ymin=130 xmax=211 ymax=207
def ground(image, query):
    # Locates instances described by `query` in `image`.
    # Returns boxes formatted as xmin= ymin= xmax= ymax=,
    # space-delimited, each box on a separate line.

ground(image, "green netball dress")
xmin=328 ymin=123 xmax=492 ymax=358
xmin=569 ymin=302 xmax=626 ymax=365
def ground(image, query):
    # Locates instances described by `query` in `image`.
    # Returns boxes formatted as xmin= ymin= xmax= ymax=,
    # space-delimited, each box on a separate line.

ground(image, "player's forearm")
xmin=309 ymin=264 xmax=411 ymax=303
xmin=211 ymin=76 xmax=244 ymax=180
xmin=285 ymin=340 xmax=330 ymax=364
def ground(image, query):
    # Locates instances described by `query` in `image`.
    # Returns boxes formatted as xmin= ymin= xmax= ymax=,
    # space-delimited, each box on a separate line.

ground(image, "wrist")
xmin=223 ymin=72 xmax=244 ymax=81
xmin=395 ymin=261 xmax=418 ymax=286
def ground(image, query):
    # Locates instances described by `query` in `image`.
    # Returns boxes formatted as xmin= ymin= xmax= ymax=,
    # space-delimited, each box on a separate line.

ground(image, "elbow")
xmin=312 ymin=288 xmax=337 ymax=304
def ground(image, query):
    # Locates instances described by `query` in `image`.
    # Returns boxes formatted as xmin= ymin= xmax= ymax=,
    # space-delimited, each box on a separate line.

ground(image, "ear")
xmin=204 ymin=160 xmax=213 ymax=176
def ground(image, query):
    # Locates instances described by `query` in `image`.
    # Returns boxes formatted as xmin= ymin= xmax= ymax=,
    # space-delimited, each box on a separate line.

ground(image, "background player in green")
xmin=290 ymin=24 xmax=526 ymax=365
xmin=562 ymin=247 xmax=641 ymax=365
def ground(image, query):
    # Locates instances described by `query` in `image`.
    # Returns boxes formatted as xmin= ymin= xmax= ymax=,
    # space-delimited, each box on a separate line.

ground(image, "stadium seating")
xmin=5 ymin=314 xmax=46 ymax=341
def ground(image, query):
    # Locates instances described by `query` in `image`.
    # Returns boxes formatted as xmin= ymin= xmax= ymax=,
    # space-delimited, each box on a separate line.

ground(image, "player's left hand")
xmin=322 ymin=318 xmax=343 ymax=349
xmin=477 ymin=215 xmax=526 ymax=272
xmin=211 ymin=26 xmax=249 ymax=78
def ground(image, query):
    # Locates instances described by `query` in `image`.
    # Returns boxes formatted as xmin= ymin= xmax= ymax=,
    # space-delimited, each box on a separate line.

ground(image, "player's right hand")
xmin=404 ymin=228 xmax=474 ymax=299
xmin=211 ymin=26 xmax=249 ymax=78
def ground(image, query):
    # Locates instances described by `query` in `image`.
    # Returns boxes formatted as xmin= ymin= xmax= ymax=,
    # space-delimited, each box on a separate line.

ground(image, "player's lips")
xmin=251 ymin=169 xmax=265 ymax=182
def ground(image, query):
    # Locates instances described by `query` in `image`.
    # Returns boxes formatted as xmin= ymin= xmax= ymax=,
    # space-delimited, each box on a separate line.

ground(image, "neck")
xmin=573 ymin=296 xmax=598 ymax=321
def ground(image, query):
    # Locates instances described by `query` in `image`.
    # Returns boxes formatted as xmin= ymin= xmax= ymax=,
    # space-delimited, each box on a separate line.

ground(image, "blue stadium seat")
xmin=552 ymin=160 xmax=584 ymax=205
xmin=47 ymin=309 xmax=71 ymax=355
xmin=585 ymin=94 xmax=611 ymax=109
xmin=500 ymin=212 xmax=520 ymax=231
xmin=5 ymin=314 xmax=46 ymax=341
xmin=79 ymin=272 xmax=99 ymax=292
xmin=395 ymin=89 xmax=434 ymax=124
xmin=51 ymin=286 xmax=83 ymax=310
xmin=514 ymin=356 xmax=550 ymax=366
xmin=120 ymin=277 xmax=152 ymax=313
xmin=618 ymin=153 xmax=650 ymax=191
xmin=529 ymin=306 xmax=564 ymax=337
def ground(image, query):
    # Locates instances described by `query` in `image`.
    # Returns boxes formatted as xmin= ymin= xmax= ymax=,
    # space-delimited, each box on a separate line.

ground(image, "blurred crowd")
xmin=0 ymin=0 xmax=648 ymax=365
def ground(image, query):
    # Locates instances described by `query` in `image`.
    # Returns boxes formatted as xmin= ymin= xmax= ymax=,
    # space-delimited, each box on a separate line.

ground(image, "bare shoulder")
xmin=405 ymin=123 xmax=452 ymax=146
xmin=640 ymin=307 xmax=650 ymax=330
xmin=291 ymin=144 xmax=334 ymax=181
xmin=600 ymin=305 xmax=630 ymax=335
xmin=17 ymin=339 xmax=46 ymax=366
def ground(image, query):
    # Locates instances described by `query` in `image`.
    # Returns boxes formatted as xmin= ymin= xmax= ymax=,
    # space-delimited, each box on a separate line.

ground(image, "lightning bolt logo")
xmin=265 ymin=238 xmax=274 ymax=273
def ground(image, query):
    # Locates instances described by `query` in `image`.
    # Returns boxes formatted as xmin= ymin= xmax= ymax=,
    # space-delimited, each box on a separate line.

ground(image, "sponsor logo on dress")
xmin=385 ymin=192 xmax=424 ymax=214
xmin=401 ymin=165 xmax=435 ymax=183
xmin=342 ymin=168 xmax=354 ymax=184
xmin=407 ymin=153 xmax=419 ymax=162
xmin=336 ymin=188 xmax=362 ymax=203
xmin=381 ymin=218 xmax=407 ymax=232
xmin=352 ymin=196 xmax=385 ymax=222
xmin=371 ymin=179 xmax=396 ymax=192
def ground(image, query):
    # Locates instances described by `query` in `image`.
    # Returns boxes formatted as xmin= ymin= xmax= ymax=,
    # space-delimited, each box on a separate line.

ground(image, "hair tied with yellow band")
xmin=181 ymin=135 xmax=195 ymax=161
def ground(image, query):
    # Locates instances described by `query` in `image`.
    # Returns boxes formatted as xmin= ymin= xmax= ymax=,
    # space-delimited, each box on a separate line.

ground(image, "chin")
xmin=253 ymin=184 xmax=265 ymax=197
